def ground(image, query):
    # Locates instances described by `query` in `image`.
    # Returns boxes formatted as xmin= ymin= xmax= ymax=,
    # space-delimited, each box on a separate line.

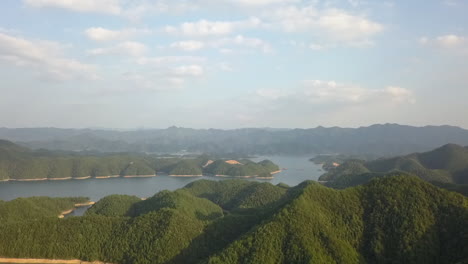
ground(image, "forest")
xmin=0 ymin=140 xmax=279 ymax=180
xmin=319 ymin=144 xmax=468 ymax=194
xmin=0 ymin=176 xmax=466 ymax=264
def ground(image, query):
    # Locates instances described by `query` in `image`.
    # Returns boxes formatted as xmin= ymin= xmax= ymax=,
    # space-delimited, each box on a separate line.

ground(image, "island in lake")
xmin=0 ymin=140 xmax=280 ymax=181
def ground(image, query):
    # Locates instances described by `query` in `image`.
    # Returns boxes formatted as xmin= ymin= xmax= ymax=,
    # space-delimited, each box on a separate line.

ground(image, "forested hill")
xmin=0 ymin=140 xmax=279 ymax=180
xmin=0 ymin=176 xmax=466 ymax=263
xmin=319 ymin=144 xmax=468 ymax=191
xmin=2 ymin=124 xmax=468 ymax=156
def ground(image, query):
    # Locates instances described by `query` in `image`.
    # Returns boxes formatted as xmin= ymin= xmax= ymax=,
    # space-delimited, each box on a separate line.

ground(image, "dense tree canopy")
xmin=0 ymin=176 xmax=466 ymax=264
xmin=0 ymin=140 xmax=280 ymax=180
xmin=0 ymin=196 xmax=90 ymax=223
xmin=319 ymin=144 xmax=468 ymax=192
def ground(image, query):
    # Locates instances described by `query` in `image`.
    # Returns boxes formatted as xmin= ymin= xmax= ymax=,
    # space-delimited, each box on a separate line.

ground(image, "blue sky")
xmin=0 ymin=0 xmax=467 ymax=129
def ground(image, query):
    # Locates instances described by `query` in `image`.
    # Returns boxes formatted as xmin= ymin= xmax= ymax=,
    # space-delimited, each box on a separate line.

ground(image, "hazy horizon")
xmin=1 ymin=122 xmax=468 ymax=131
xmin=1 ymin=0 xmax=467 ymax=129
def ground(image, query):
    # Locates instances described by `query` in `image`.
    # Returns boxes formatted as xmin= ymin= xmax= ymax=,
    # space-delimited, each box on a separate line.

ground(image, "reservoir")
xmin=0 ymin=156 xmax=323 ymax=201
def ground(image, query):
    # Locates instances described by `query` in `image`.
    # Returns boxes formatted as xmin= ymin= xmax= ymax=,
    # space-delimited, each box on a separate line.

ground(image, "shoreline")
xmin=169 ymin=174 xmax=203 ymax=177
xmin=95 ymin=175 xmax=120 ymax=179
xmin=214 ymin=169 xmax=281 ymax=179
xmin=73 ymin=176 xmax=92 ymax=180
xmin=58 ymin=209 xmax=74 ymax=219
xmin=75 ymin=202 xmax=96 ymax=207
xmin=0 ymin=257 xmax=111 ymax=264
xmin=13 ymin=178 xmax=49 ymax=182
xmin=58 ymin=202 xmax=96 ymax=218
xmin=215 ymin=175 xmax=256 ymax=179
xmin=123 ymin=175 xmax=157 ymax=178
xmin=0 ymin=169 xmax=282 ymax=183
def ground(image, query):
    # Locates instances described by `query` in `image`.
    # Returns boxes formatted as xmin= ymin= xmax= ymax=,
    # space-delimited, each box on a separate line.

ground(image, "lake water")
xmin=0 ymin=156 xmax=323 ymax=202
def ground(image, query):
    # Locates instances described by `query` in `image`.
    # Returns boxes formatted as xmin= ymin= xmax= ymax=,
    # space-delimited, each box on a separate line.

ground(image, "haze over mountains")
xmin=2 ymin=124 xmax=468 ymax=156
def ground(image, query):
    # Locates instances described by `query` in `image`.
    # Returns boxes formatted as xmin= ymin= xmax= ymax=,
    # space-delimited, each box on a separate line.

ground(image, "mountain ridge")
xmin=2 ymin=124 xmax=468 ymax=156
xmin=0 ymin=176 xmax=466 ymax=264
xmin=319 ymin=143 xmax=468 ymax=191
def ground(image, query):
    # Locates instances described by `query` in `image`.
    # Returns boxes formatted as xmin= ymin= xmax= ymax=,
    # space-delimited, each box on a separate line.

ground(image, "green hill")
xmin=204 ymin=159 xmax=279 ymax=177
xmin=169 ymin=159 xmax=203 ymax=176
xmin=319 ymin=144 xmax=468 ymax=189
xmin=206 ymin=176 xmax=468 ymax=264
xmin=319 ymin=160 xmax=370 ymax=182
xmin=0 ymin=177 xmax=466 ymax=264
xmin=184 ymin=180 xmax=288 ymax=210
xmin=0 ymin=139 xmax=29 ymax=155
xmin=85 ymin=195 xmax=142 ymax=217
xmin=0 ymin=140 xmax=160 ymax=180
xmin=0 ymin=140 xmax=280 ymax=180
xmin=0 ymin=196 xmax=90 ymax=222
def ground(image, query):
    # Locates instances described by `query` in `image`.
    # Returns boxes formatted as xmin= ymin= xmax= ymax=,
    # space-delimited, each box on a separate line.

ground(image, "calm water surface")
xmin=0 ymin=156 xmax=323 ymax=201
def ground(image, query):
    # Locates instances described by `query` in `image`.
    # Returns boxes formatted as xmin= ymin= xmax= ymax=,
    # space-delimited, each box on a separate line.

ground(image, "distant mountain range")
xmin=2 ymin=124 xmax=468 ymax=156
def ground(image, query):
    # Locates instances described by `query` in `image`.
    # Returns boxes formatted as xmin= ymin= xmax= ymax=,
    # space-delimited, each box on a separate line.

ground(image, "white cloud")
xmin=84 ymin=27 xmax=150 ymax=42
xmin=170 ymin=40 xmax=205 ymax=51
xmin=317 ymin=9 xmax=383 ymax=42
xmin=256 ymin=80 xmax=414 ymax=105
xmin=385 ymin=86 xmax=415 ymax=103
xmin=436 ymin=34 xmax=465 ymax=48
xmin=128 ymin=56 xmax=207 ymax=90
xmin=169 ymin=35 xmax=272 ymax=53
xmin=172 ymin=65 xmax=204 ymax=76
xmin=227 ymin=0 xmax=299 ymax=6
xmin=87 ymin=41 xmax=148 ymax=57
xmin=121 ymin=1 xmax=197 ymax=21
xmin=0 ymin=32 xmax=97 ymax=81
xmin=164 ymin=17 xmax=262 ymax=37
xmin=24 ymin=0 xmax=197 ymax=20
xmin=23 ymin=0 xmax=121 ymax=14
xmin=303 ymin=80 xmax=372 ymax=103
xmin=265 ymin=5 xmax=317 ymax=32
xmin=303 ymin=80 xmax=413 ymax=104
xmin=137 ymin=56 xmax=206 ymax=66
xmin=419 ymin=34 xmax=467 ymax=54
xmin=120 ymin=63 xmax=205 ymax=91
xmin=262 ymin=5 xmax=383 ymax=44
xmin=213 ymin=35 xmax=273 ymax=53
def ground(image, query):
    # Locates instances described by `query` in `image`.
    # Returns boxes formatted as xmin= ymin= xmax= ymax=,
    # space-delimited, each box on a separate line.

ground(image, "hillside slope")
xmin=0 ymin=177 xmax=466 ymax=264
xmin=320 ymin=144 xmax=468 ymax=188
xmin=0 ymin=141 xmax=279 ymax=180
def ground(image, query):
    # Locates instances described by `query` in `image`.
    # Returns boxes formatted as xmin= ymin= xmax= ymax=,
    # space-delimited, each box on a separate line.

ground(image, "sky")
xmin=0 ymin=0 xmax=467 ymax=129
